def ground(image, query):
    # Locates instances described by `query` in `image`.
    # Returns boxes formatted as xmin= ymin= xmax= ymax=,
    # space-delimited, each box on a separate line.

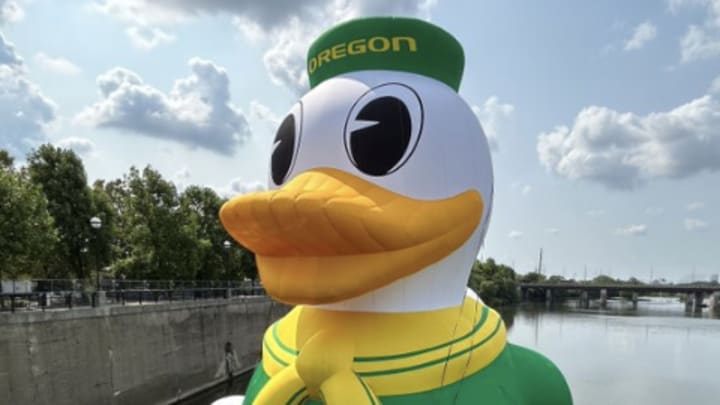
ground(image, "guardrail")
xmin=0 ymin=279 xmax=265 ymax=313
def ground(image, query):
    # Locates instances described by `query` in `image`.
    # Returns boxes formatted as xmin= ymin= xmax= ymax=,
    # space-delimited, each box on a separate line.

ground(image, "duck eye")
xmin=271 ymin=103 xmax=302 ymax=185
xmin=344 ymin=83 xmax=423 ymax=176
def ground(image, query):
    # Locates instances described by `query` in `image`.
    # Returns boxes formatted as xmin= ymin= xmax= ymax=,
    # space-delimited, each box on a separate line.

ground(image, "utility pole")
xmin=536 ymin=248 xmax=543 ymax=275
xmin=584 ymin=265 xmax=588 ymax=282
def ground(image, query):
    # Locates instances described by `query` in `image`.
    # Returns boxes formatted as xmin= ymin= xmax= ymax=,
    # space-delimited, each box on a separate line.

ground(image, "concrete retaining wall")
xmin=0 ymin=297 xmax=288 ymax=405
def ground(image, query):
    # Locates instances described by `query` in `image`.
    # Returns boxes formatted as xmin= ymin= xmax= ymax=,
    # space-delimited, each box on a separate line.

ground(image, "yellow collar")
xmin=262 ymin=297 xmax=507 ymax=396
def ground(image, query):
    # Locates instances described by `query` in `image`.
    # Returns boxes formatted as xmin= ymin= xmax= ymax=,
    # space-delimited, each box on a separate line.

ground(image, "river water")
xmin=188 ymin=297 xmax=720 ymax=405
xmin=503 ymin=297 xmax=720 ymax=405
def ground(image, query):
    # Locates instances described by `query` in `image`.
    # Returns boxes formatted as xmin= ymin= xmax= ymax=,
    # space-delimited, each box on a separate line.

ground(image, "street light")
xmin=223 ymin=240 xmax=232 ymax=294
xmin=90 ymin=216 xmax=102 ymax=307
xmin=223 ymin=240 xmax=231 ymax=279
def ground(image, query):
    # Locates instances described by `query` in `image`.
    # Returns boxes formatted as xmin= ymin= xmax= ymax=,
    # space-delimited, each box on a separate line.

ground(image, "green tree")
xmin=180 ymin=186 xmax=258 ymax=281
xmin=468 ymin=258 xmax=519 ymax=307
xmin=0 ymin=149 xmax=13 ymax=169
xmin=519 ymin=272 xmax=547 ymax=283
xmin=119 ymin=166 xmax=199 ymax=279
xmin=0 ymin=168 xmax=58 ymax=280
xmin=27 ymin=145 xmax=94 ymax=279
xmin=626 ymin=277 xmax=644 ymax=285
xmin=180 ymin=185 xmax=226 ymax=280
xmin=592 ymin=274 xmax=616 ymax=285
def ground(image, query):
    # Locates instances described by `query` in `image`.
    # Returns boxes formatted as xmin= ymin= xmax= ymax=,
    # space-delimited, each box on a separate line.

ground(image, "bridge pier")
xmin=631 ymin=292 xmax=639 ymax=310
xmin=545 ymin=289 xmax=553 ymax=306
xmin=693 ymin=291 xmax=704 ymax=314
xmin=518 ymin=286 xmax=527 ymax=302
xmin=599 ymin=288 xmax=608 ymax=309
xmin=578 ymin=290 xmax=589 ymax=309
xmin=685 ymin=292 xmax=704 ymax=313
xmin=709 ymin=292 xmax=720 ymax=314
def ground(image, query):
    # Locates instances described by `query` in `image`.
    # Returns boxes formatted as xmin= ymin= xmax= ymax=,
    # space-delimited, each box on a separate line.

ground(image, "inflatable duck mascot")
xmin=220 ymin=17 xmax=572 ymax=405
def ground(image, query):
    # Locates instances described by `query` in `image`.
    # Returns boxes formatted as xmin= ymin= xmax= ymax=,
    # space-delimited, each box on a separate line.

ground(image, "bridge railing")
xmin=0 ymin=278 xmax=266 ymax=313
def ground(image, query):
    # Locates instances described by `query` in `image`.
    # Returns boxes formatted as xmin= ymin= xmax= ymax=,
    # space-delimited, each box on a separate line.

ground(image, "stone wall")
xmin=0 ymin=296 xmax=288 ymax=405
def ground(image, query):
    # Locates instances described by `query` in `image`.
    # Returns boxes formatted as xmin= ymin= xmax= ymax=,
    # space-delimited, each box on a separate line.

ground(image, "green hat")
xmin=306 ymin=17 xmax=465 ymax=91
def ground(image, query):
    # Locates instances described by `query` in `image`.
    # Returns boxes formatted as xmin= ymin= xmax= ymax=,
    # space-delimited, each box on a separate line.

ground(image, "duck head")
xmin=221 ymin=17 xmax=493 ymax=312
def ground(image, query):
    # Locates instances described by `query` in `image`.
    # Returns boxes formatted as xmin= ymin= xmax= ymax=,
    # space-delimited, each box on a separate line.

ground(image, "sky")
xmin=1 ymin=0 xmax=718 ymax=282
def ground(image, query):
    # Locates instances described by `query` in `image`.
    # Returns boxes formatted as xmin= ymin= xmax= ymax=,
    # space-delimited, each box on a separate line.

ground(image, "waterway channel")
xmin=183 ymin=297 xmax=720 ymax=405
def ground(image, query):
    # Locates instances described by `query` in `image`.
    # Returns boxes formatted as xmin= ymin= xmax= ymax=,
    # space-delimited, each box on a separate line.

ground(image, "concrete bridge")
xmin=519 ymin=282 xmax=720 ymax=313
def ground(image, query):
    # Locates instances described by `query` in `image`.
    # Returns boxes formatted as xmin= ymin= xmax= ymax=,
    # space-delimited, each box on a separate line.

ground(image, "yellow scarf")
xmin=255 ymin=297 xmax=506 ymax=404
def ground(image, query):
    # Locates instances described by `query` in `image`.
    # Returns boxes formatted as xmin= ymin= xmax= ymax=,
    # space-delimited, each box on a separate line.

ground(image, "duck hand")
xmin=296 ymin=330 xmax=380 ymax=404
xmin=253 ymin=363 xmax=307 ymax=405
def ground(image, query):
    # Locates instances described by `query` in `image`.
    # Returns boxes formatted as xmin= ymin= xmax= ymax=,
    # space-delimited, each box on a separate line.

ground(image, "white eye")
xmin=343 ymin=83 xmax=423 ymax=176
xmin=270 ymin=102 xmax=303 ymax=185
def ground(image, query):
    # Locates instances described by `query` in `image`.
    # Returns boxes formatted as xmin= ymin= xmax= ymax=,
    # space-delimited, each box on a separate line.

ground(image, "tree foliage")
xmin=519 ymin=272 xmax=547 ymax=283
xmin=27 ymin=145 xmax=94 ymax=278
xmin=2 ymin=144 xmax=258 ymax=282
xmin=468 ymin=258 xmax=519 ymax=307
xmin=0 ymin=161 xmax=58 ymax=279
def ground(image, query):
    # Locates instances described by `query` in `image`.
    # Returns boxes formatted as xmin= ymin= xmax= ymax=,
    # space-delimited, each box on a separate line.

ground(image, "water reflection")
xmin=504 ymin=297 xmax=720 ymax=405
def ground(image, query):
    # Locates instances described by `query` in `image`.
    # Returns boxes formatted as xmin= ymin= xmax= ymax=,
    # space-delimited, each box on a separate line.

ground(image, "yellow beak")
xmin=220 ymin=168 xmax=483 ymax=305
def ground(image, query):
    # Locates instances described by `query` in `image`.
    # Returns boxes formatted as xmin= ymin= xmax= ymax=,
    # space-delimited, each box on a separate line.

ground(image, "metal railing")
xmin=0 ymin=278 xmax=265 ymax=313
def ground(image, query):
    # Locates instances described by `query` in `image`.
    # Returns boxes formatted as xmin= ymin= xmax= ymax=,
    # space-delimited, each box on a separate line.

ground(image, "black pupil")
xmin=271 ymin=114 xmax=296 ymax=185
xmin=349 ymin=96 xmax=411 ymax=176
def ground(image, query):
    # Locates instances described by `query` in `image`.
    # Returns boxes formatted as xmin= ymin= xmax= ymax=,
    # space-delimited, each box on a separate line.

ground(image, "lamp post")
xmin=90 ymin=216 xmax=102 ymax=307
xmin=223 ymin=240 xmax=231 ymax=297
xmin=223 ymin=240 xmax=231 ymax=279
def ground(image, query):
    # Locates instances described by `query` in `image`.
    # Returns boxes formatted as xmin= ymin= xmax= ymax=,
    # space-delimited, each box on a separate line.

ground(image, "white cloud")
xmin=615 ymin=224 xmax=648 ymax=236
xmin=645 ymin=206 xmax=664 ymax=215
xmin=537 ymin=94 xmax=720 ymax=189
xmin=624 ymin=21 xmax=657 ymax=50
xmin=175 ymin=167 xmax=191 ymax=180
xmin=0 ymin=32 xmax=21 ymax=66
xmin=521 ymin=185 xmax=532 ymax=195
xmin=472 ymin=96 xmax=515 ymax=152
xmin=681 ymin=25 xmax=720 ymax=61
xmin=709 ymin=75 xmax=720 ymax=94
xmin=687 ymin=201 xmax=705 ymax=211
xmin=125 ymin=26 xmax=175 ymax=50
xmin=249 ymin=100 xmax=280 ymax=127
xmin=671 ymin=0 xmax=720 ymax=62
xmin=586 ymin=209 xmax=605 ymax=216
xmin=262 ymin=17 xmax=312 ymax=95
xmin=215 ymin=178 xmax=266 ymax=199
xmin=91 ymin=0 xmax=189 ymax=25
xmin=75 ymin=58 xmax=250 ymax=155
xmin=545 ymin=227 xmax=560 ymax=235
xmin=56 ymin=137 xmax=95 ymax=155
xmin=34 ymin=52 xmax=81 ymax=75
xmin=232 ymin=16 xmax=264 ymax=42
xmin=92 ymin=0 xmax=438 ymax=93
xmin=0 ymin=0 xmax=23 ymax=25
xmin=684 ymin=218 xmax=710 ymax=231
xmin=0 ymin=34 xmax=56 ymax=157
xmin=508 ymin=230 xmax=524 ymax=239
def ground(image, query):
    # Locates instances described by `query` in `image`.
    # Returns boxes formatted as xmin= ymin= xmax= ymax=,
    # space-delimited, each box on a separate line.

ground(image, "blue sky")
xmin=1 ymin=0 xmax=718 ymax=282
